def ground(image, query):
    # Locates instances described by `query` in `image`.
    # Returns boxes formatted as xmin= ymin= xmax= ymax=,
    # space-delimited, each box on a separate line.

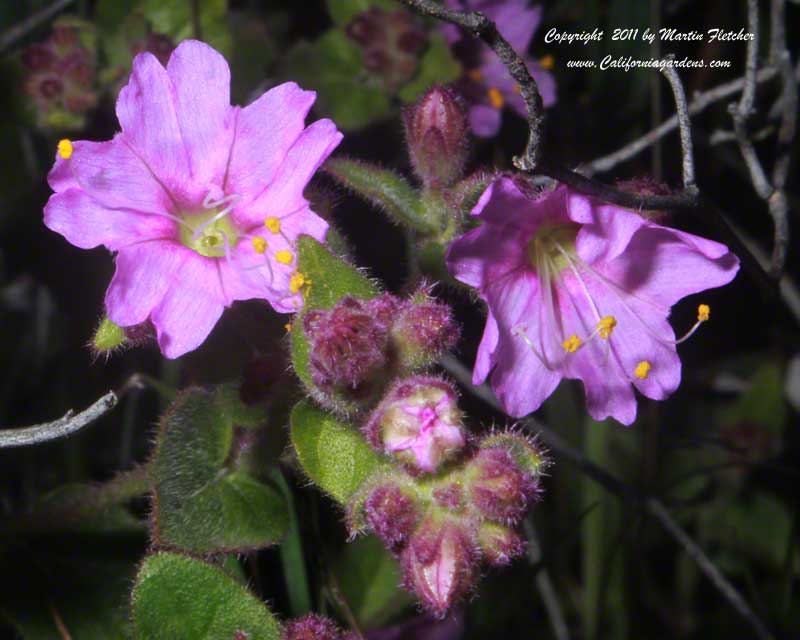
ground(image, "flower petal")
xmin=44 ymin=189 xmax=174 ymax=251
xmin=105 ymin=241 xmax=190 ymax=326
xmin=568 ymin=192 xmax=647 ymax=265
xmin=166 ymin=40 xmax=234 ymax=187
xmin=469 ymin=103 xmax=501 ymax=138
xmin=473 ymin=309 xmax=499 ymax=384
xmin=226 ymin=82 xmax=317 ymax=205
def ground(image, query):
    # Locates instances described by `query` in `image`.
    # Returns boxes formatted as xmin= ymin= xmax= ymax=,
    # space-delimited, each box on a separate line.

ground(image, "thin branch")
xmin=740 ymin=0 xmax=761 ymax=116
xmin=439 ymin=354 xmax=776 ymax=640
xmin=659 ymin=59 xmax=697 ymax=190
xmin=397 ymin=0 xmax=545 ymax=171
xmin=0 ymin=0 xmax=76 ymax=55
xmin=0 ymin=392 xmax=117 ymax=448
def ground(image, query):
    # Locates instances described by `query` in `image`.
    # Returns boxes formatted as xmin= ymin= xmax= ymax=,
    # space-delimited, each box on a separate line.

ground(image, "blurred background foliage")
xmin=0 ymin=0 xmax=798 ymax=638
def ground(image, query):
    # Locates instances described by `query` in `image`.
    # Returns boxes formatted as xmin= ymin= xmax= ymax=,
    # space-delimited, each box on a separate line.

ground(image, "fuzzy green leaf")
xmin=290 ymin=400 xmax=384 ymax=503
xmin=151 ymin=387 xmax=288 ymax=553
xmin=326 ymin=0 xmax=396 ymax=26
xmin=325 ymin=158 xmax=433 ymax=233
xmin=132 ymin=553 xmax=281 ymax=640
xmin=140 ymin=0 xmax=230 ymax=55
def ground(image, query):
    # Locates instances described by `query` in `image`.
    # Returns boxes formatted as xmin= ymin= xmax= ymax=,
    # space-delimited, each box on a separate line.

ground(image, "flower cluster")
xmin=349 ymin=427 xmax=547 ymax=616
xmin=446 ymin=177 xmax=740 ymax=424
xmin=442 ymin=0 xmax=556 ymax=137
xmin=282 ymin=614 xmax=356 ymax=640
xmin=44 ymin=40 xmax=342 ymax=358
xmin=21 ymin=17 xmax=98 ymax=130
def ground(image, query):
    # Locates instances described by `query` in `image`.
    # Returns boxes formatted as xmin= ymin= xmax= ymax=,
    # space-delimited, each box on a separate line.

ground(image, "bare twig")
xmin=439 ymin=354 xmax=776 ymax=640
xmin=0 ymin=392 xmax=117 ymax=448
xmin=659 ymin=59 xmax=697 ymax=191
xmin=0 ymin=0 xmax=76 ymax=55
xmin=398 ymin=0 xmax=545 ymax=171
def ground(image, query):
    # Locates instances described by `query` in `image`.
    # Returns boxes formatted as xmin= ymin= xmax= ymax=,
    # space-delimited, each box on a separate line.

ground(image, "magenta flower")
xmin=44 ymin=40 xmax=342 ymax=358
xmin=446 ymin=178 xmax=740 ymax=425
xmin=443 ymin=0 xmax=556 ymax=137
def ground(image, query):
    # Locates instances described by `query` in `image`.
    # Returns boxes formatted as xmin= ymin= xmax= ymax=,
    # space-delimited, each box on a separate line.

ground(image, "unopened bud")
xmin=363 ymin=377 xmax=465 ymax=473
xmin=363 ymin=481 xmax=420 ymax=550
xmin=92 ymin=317 xmax=127 ymax=355
xmin=403 ymin=86 xmax=469 ymax=187
xmin=282 ymin=614 xmax=346 ymax=640
xmin=391 ymin=292 xmax=459 ymax=370
xmin=466 ymin=447 xmax=541 ymax=524
xmin=401 ymin=518 xmax=477 ymax=617
xmin=477 ymin=522 xmax=526 ymax=567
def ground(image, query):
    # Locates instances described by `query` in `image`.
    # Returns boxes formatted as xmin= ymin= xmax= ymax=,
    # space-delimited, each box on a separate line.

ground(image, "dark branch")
xmin=659 ymin=59 xmax=697 ymax=190
xmin=0 ymin=0 xmax=76 ymax=55
xmin=398 ymin=0 xmax=545 ymax=171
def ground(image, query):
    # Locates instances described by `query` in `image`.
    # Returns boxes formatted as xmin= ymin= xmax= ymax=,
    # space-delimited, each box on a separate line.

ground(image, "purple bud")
xmin=282 ymin=614 xmax=345 ymax=640
xmin=345 ymin=8 xmax=385 ymax=46
xmin=363 ymin=377 xmax=466 ymax=473
xmin=432 ymin=483 xmax=463 ymax=510
xmin=367 ymin=293 xmax=403 ymax=327
xmin=466 ymin=447 xmax=541 ymax=524
xmin=403 ymin=86 xmax=469 ymax=187
xmin=391 ymin=293 xmax=459 ymax=370
xmin=21 ymin=44 xmax=54 ymax=72
xmin=364 ymin=482 xmax=420 ymax=550
xmin=303 ymin=296 xmax=391 ymax=394
xmin=477 ymin=522 xmax=526 ymax=567
xmin=37 ymin=76 xmax=63 ymax=99
xmin=401 ymin=518 xmax=477 ymax=617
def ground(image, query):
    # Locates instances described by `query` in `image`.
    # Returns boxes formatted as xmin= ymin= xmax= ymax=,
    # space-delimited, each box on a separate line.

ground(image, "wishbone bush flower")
xmin=446 ymin=177 xmax=740 ymax=425
xmin=44 ymin=40 xmax=342 ymax=358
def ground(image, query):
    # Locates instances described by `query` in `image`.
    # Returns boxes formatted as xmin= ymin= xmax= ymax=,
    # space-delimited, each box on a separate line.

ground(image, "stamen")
xmin=57 ymin=139 xmax=73 ymax=159
xmin=264 ymin=217 xmax=281 ymax=234
xmin=562 ymin=334 xmax=582 ymax=353
xmin=252 ymin=237 xmax=267 ymax=254
xmin=193 ymin=193 xmax=241 ymax=241
xmin=512 ymin=324 xmax=552 ymax=370
xmin=285 ymin=323 xmax=292 ymax=333
xmin=467 ymin=69 xmax=483 ymax=82
xmin=539 ymin=54 xmax=555 ymax=70
xmin=487 ymin=87 xmax=504 ymax=109
xmin=289 ymin=272 xmax=306 ymax=294
xmin=674 ymin=303 xmax=711 ymax=344
xmin=596 ymin=316 xmax=617 ymax=340
xmin=634 ymin=360 xmax=652 ymax=379
xmin=275 ymin=250 xmax=293 ymax=265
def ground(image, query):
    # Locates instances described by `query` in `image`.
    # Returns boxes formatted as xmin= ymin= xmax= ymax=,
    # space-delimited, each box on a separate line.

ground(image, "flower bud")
xmin=401 ymin=518 xmax=477 ymax=617
xmin=403 ymin=86 xmax=469 ymax=188
xmin=90 ymin=315 xmax=154 ymax=359
xmin=466 ymin=447 xmax=541 ymax=524
xmin=363 ymin=481 xmax=420 ymax=551
xmin=391 ymin=293 xmax=459 ymax=370
xmin=303 ymin=296 xmax=391 ymax=394
xmin=363 ymin=377 xmax=466 ymax=473
xmin=477 ymin=522 xmax=526 ymax=567
xmin=282 ymin=614 xmax=346 ymax=640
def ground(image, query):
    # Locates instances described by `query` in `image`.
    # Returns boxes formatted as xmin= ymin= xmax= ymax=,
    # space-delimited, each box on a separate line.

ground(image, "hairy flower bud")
xmin=90 ymin=315 xmax=154 ymax=359
xmin=477 ymin=522 xmax=526 ymax=566
xmin=363 ymin=377 xmax=466 ymax=473
xmin=363 ymin=481 xmax=420 ymax=550
xmin=466 ymin=446 xmax=541 ymax=524
xmin=391 ymin=292 xmax=459 ymax=370
xmin=282 ymin=614 xmax=347 ymax=640
xmin=403 ymin=86 xmax=469 ymax=188
xmin=401 ymin=518 xmax=477 ymax=617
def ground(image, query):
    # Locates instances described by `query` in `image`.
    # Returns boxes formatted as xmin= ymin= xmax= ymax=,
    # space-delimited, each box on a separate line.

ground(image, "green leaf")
xmin=151 ymin=387 xmax=289 ymax=553
xmin=398 ymin=33 xmax=461 ymax=103
xmin=132 ymin=553 xmax=281 ymax=640
xmin=326 ymin=0 xmax=396 ymax=26
xmin=325 ymin=158 xmax=433 ymax=233
xmin=290 ymin=236 xmax=378 ymax=388
xmin=335 ymin=535 xmax=412 ymax=629
xmin=290 ymin=400 xmax=384 ymax=503
xmin=283 ymin=30 xmax=391 ymax=130
xmin=140 ymin=0 xmax=231 ymax=55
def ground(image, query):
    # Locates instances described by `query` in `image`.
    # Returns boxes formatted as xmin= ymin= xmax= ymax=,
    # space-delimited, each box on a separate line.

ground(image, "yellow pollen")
xmin=597 ymin=315 xmax=617 ymax=339
xmin=697 ymin=304 xmax=710 ymax=322
xmin=289 ymin=272 xmax=306 ymax=294
xmin=487 ymin=87 xmax=504 ymax=109
xmin=57 ymin=139 xmax=73 ymax=159
xmin=264 ymin=217 xmax=281 ymax=234
xmin=285 ymin=323 xmax=292 ymax=333
xmin=467 ymin=69 xmax=483 ymax=82
xmin=275 ymin=250 xmax=293 ymax=265
xmin=562 ymin=334 xmax=583 ymax=353
xmin=539 ymin=54 xmax=555 ymax=70
xmin=251 ymin=236 xmax=267 ymax=254
xmin=634 ymin=360 xmax=652 ymax=380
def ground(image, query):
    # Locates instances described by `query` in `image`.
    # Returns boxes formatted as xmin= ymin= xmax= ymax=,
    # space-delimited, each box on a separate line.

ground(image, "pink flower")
xmin=446 ymin=178 xmax=740 ymax=424
xmin=44 ymin=40 xmax=342 ymax=358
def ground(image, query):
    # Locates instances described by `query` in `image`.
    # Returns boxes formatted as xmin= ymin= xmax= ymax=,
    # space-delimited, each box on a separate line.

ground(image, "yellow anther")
xmin=57 ymin=139 xmax=73 ymax=159
xmin=467 ymin=69 xmax=483 ymax=82
xmin=285 ymin=323 xmax=292 ymax=333
xmin=275 ymin=250 xmax=293 ymax=265
xmin=264 ymin=217 xmax=281 ymax=234
xmin=487 ymin=87 xmax=504 ymax=109
xmin=251 ymin=236 xmax=267 ymax=254
xmin=289 ymin=272 xmax=306 ymax=294
xmin=562 ymin=334 xmax=583 ymax=353
xmin=597 ymin=315 xmax=617 ymax=339
xmin=634 ymin=360 xmax=652 ymax=380
xmin=539 ymin=54 xmax=555 ymax=70
xmin=697 ymin=304 xmax=710 ymax=322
